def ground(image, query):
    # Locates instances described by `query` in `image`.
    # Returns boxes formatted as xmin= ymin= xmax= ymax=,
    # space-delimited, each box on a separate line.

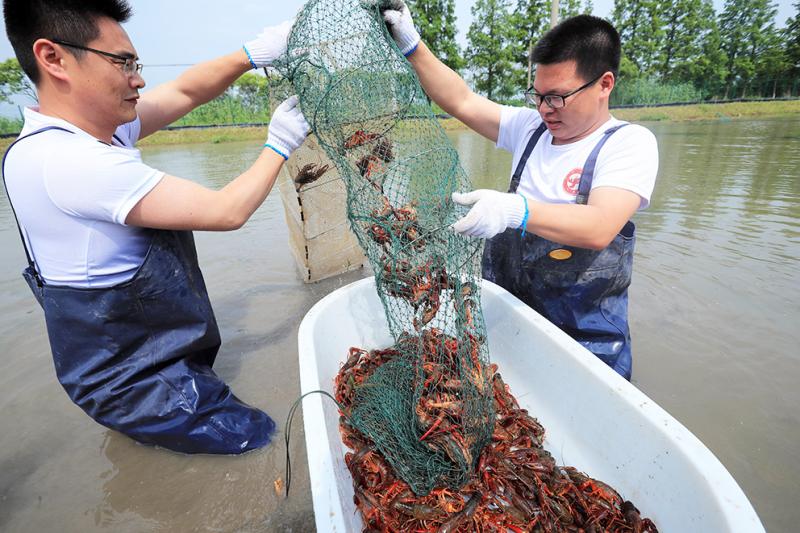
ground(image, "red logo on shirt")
xmin=563 ymin=168 xmax=583 ymax=195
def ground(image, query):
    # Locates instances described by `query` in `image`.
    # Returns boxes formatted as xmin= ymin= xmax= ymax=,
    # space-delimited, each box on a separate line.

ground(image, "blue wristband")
xmin=404 ymin=42 xmax=420 ymax=57
xmin=243 ymin=45 xmax=257 ymax=70
xmin=264 ymin=143 xmax=289 ymax=160
xmin=518 ymin=194 xmax=529 ymax=237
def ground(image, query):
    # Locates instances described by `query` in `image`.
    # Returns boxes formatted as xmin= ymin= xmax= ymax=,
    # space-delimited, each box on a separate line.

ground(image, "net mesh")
xmin=275 ymin=0 xmax=493 ymax=495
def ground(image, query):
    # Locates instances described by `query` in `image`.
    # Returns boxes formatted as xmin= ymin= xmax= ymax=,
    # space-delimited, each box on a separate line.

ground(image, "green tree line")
xmin=1 ymin=0 xmax=798 ymax=132
xmin=434 ymin=0 xmax=800 ymax=104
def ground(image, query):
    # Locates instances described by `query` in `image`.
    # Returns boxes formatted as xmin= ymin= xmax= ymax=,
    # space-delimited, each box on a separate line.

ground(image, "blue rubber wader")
xmin=482 ymin=122 xmax=635 ymax=379
xmin=3 ymin=127 xmax=275 ymax=454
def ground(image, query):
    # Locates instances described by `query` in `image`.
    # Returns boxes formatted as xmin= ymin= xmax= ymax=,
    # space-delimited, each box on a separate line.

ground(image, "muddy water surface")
xmin=1 ymin=117 xmax=798 ymax=532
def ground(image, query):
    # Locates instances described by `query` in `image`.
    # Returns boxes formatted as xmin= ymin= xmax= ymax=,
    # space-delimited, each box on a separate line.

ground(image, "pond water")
xmin=1 ymin=116 xmax=798 ymax=532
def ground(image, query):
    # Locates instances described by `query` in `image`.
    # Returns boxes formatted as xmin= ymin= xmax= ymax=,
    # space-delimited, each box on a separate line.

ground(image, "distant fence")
xmin=0 ymin=122 xmax=271 ymax=139
xmin=0 ymin=115 xmax=454 ymax=138
xmin=610 ymin=96 xmax=800 ymax=109
xmin=163 ymin=122 xmax=269 ymax=131
xmin=610 ymin=77 xmax=800 ymax=107
xmin=1 ymin=100 xmax=798 ymax=139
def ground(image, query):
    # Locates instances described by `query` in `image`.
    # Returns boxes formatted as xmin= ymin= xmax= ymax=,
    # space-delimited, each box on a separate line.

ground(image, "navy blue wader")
xmin=2 ymin=127 xmax=275 ymax=454
xmin=482 ymin=122 xmax=635 ymax=379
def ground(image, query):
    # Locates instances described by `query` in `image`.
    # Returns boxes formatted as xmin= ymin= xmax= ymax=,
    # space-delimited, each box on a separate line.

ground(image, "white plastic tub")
xmin=297 ymin=277 xmax=764 ymax=532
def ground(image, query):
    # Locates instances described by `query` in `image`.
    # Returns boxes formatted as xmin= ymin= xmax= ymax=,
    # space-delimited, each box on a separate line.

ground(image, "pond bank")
xmin=613 ymin=99 xmax=800 ymax=122
xmin=2 ymin=100 xmax=797 ymax=151
xmin=137 ymin=100 xmax=800 ymax=147
xmin=1 ymin=118 xmax=798 ymax=532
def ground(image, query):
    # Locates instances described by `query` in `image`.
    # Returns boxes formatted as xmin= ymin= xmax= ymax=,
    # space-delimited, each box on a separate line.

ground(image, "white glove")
xmin=382 ymin=1 xmax=421 ymax=56
xmin=451 ymin=190 xmax=528 ymax=239
xmin=244 ymin=19 xmax=293 ymax=68
xmin=265 ymin=95 xmax=310 ymax=159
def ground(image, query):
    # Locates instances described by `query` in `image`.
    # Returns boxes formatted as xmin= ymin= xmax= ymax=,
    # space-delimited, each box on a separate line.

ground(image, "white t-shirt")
xmin=497 ymin=106 xmax=658 ymax=209
xmin=4 ymin=108 xmax=164 ymax=288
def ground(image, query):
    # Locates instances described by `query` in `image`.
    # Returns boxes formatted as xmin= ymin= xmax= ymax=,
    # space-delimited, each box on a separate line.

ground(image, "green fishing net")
xmin=274 ymin=0 xmax=494 ymax=495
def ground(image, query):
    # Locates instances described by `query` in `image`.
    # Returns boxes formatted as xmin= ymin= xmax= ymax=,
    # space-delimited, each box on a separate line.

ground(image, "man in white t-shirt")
xmin=383 ymin=8 xmax=659 ymax=379
xmin=2 ymin=0 xmax=311 ymax=453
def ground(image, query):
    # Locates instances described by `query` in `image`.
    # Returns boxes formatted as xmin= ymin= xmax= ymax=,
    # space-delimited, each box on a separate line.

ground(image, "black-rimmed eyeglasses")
xmin=52 ymin=39 xmax=143 ymax=75
xmin=524 ymin=73 xmax=603 ymax=109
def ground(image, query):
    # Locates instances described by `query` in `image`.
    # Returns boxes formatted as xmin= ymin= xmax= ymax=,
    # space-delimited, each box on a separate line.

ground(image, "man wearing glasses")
xmin=2 ymin=0 xmax=310 ymax=453
xmin=384 ymin=8 xmax=659 ymax=379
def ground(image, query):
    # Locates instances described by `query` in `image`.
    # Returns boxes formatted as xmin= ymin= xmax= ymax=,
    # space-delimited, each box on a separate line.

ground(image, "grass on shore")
xmin=137 ymin=126 xmax=265 ymax=147
xmin=1 ymin=100 xmax=798 ymax=152
xmin=612 ymin=99 xmax=800 ymax=122
xmin=137 ymin=100 xmax=800 ymax=146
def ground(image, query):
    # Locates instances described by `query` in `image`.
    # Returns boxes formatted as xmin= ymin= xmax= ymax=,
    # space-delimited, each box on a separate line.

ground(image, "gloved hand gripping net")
xmin=275 ymin=0 xmax=493 ymax=495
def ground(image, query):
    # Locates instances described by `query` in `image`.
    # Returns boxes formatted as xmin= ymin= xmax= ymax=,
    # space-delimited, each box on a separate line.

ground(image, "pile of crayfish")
xmin=334 ymin=333 xmax=659 ymax=532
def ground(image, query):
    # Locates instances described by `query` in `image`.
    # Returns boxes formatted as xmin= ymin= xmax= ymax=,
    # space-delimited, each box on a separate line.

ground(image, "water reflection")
xmin=449 ymin=117 xmax=800 ymax=284
xmin=93 ymin=431 xmax=285 ymax=531
xmin=449 ymin=117 xmax=800 ymax=533
xmin=0 ymin=117 xmax=798 ymax=532
xmin=645 ymin=119 xmax=800 ymax=266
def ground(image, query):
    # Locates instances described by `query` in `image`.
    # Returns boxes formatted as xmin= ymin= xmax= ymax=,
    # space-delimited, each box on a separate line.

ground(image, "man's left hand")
xmin=382 ymin=1 xmax=421 ymax=57
xmin=265 ymin=95 xmax=311 ymax=159
xmin=244 ymin=19 xmax=294 ymax=69
xmin=451 ymin=190 xmax=527 ymax=239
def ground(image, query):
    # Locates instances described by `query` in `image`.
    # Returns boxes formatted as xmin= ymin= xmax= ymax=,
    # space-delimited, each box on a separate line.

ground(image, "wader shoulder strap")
xmin=508 ymin=122 xmax=548 ymax=193
xmin=1 ymin=126 xmax=75 ymax=286
xmin=575 ymin=123 xmax=630 ymax=205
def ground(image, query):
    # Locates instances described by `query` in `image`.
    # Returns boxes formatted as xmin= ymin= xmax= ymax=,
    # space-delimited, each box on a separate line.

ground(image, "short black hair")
xmin=3 ymin=0 xmax=133 ymax=84
xmin=532 ymin=15 xmax=621 ymax=82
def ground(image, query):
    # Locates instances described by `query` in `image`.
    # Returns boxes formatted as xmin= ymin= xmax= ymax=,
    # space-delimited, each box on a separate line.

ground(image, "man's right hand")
xmin=264 ymin=95 xmax=311 ymax=160
xmin=382 ymin=1 xmax=421 ymax=57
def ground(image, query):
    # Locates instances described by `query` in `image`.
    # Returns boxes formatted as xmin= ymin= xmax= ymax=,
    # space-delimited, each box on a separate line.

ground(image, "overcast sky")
xmin=0 ymin=0 xmax=795 ymax=110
